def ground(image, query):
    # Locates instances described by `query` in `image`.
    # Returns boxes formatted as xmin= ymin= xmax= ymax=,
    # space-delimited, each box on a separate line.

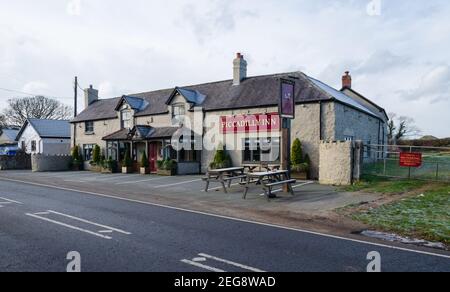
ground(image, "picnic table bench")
xmin=242 ymin=170 xmax=296 ymax=201
xmin=203 ymin=167 xmax=246 ymax=193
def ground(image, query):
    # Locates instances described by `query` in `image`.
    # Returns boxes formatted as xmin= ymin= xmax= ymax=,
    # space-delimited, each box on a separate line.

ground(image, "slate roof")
xmin=103 ymin=126 xmax=178 ymax=141
xmin=72 ymin=71 xmax=386 ymax=123
xmin=0 ymin=129 xmax=19 ymax=143
xmin=17 ymin=119 xmax=71 ymax=140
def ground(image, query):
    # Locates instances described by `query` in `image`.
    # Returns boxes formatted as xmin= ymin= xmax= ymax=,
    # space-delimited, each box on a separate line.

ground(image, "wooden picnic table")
xmin=243 ymin=164 xmax=281 ymax=173
xmin=242 ymin=170 xmax=296 ymax=201
xmin=203 ymin=167 xmax=247 ymax=193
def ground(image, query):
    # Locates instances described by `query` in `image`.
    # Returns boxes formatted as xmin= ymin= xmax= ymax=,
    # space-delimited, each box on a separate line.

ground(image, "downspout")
xmin=319 ymin=101 xmax=323 ymax=141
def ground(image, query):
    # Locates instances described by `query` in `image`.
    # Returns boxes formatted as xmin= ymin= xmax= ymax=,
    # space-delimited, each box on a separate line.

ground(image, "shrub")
xmin=102 ymin=156 xmax=117 ymax=171
xmin=71 ymin=145 xmax=81 ymax=162
xmin=92 ymin=145 xmax=101 ymax=164
xmin=209 ymin=145 xmax=232 ymax=169
xmin=141 ymin=151 xmax=149 ymax=168
xmin=162 ymin=159 xmax=177 ymax=171
xmin=123 ymin=146 xmax=132 ymax=167
xmin=291 ymin=138 xmax=303 ymax=165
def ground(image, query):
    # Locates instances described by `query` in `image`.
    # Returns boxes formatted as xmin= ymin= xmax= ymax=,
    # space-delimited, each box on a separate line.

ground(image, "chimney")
xmin=233 ymin=53 xmax=247 ymax=86
xmin=342 ymin=71 xmax=352 ymax=89
xmin=84 ymin=85 xmax=98 ymax=108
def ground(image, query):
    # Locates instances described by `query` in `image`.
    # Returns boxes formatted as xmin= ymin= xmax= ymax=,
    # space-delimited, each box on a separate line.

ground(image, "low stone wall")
xmin=32 ymin=154 xmax=72 ymax=172
xmin=319 ymin=141 xmax=353 ymax=186
xmin=0 ymin=153 xmax=31 ymax=170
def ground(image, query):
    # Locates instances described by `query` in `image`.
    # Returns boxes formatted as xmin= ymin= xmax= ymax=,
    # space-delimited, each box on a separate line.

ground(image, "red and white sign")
xmin=399 ymin=152 xmax=423 ymax=168
xmin=220 ymin=113 xmax=280 ymax=134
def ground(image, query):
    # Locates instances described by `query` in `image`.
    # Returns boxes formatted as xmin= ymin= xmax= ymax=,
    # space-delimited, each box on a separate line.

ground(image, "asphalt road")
xmin=0 ymin=179 xmax=449 ymax=272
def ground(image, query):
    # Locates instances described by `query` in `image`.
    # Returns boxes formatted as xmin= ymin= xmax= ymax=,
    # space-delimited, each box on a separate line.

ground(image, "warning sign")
xmin=399 ymin=152 xmax=423 ymax=168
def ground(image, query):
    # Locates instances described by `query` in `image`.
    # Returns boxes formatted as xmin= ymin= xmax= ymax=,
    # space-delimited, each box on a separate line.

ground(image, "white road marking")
xmin=0 ymin=197 xmax=23 ymax=204
xmin=115 ymin=177 xmax=170 ymax=185
xmin=258 ymin=181 xmax=314 ymax=196
xmin=180 ymin=259 xmax=225 ymax=272
xmin=26 ymin=213 xmax=113 ymax=240
xmin=46 ymin=210 xmax=131 ymax=235
xmin=153 ymin=179 xmax=202 ymax=189
xmin=2 ymin=176 xmax=449 ymax=259
xmin=198 ymin=253 xmax=265 ymax=272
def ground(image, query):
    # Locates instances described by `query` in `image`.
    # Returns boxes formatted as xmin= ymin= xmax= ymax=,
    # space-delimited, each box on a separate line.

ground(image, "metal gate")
xmin=362 ymin=144 xmax=450 ymax=182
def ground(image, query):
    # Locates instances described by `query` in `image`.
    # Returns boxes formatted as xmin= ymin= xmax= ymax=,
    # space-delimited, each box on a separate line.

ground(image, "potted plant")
xmin=122 ymin=146 xmax=133 ymax=174
xmin=89 ymin=145 xmax=102 ymax=172
xmin=290 ymin=138 xmax=310 ymax=180
xmin=140 ymin=151 xmax=150 ymax=174
xmin=157 ymin=159 xmax=177 ymax=176
xmin=102 ymin=157 xmax=117 ymax=173
xmin=70 ymin=145 xmax=83 ymax=171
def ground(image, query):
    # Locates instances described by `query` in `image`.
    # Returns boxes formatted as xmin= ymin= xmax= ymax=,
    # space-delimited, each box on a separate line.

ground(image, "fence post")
xmin=436 ymin=163 xmax=439 ymax=181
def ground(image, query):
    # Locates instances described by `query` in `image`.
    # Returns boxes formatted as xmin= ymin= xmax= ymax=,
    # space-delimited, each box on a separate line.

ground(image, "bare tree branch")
xmin=388 ymin=112 xmax=422 ymax=144
xmin=2 ymin=96 xmax=73 ymax=127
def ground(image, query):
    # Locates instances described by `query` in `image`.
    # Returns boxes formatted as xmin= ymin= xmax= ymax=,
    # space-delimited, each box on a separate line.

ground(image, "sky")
xmin=0 ymin=0 xmax=449 ymax=137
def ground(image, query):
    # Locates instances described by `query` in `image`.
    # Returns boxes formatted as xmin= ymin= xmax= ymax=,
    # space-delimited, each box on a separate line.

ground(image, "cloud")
xmin=397 ymin=65 xmax=450 ymax=103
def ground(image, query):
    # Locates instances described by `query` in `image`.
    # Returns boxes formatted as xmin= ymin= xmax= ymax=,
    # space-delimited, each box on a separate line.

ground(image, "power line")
xmin=0 ymin=86 xmax=73 ymax=100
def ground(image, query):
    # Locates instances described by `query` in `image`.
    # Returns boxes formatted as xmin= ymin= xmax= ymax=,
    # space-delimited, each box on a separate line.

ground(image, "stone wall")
xmin=31 ymin=154 xmax=72 ymax=172
xmin=319 ymin=141 xmax=353 ymax=186
xmin=0 ymin=153 xmax=31 ymax=170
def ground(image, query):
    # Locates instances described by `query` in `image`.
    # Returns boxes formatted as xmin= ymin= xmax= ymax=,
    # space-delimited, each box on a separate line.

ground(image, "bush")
xmin=71 ymin=145 xmax=81 ymax=162
xmin=162 ymin=159 xmax=177 ymax=171
xmin=209 ymin=145 xmax=232 ymax=169
xmin=102 ymin=156 xmax=117 ymax=171
xmin=92 ymin=145 xmax=101 ymax=165
xmin=123 ymin=146 xmax=132 ymax=167
xmin=141 ymin=151 xmax=149 ymax=168
xmin=291 ymin=138 xmax=303 ymax=166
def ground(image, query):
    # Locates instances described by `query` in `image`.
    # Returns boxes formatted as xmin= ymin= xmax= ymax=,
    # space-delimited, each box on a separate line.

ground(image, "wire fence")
xmin=362 ymin=144 xmax=450 ymax=182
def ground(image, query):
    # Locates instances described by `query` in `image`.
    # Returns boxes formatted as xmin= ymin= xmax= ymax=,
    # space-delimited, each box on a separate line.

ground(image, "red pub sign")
xmin=220 ymin=113 xmax=280 ymax=134
xmin=399 ymin=152 xmax=423 ymax=168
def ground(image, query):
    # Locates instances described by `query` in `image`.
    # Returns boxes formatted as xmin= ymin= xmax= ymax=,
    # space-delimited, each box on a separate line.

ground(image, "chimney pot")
xmin=342 ymin=71 xmax=352 ymax=89
xmin=233 ymin=52 xmax=247 ymax=86
xmin=84 ymin=85 xmax=99 ymax=108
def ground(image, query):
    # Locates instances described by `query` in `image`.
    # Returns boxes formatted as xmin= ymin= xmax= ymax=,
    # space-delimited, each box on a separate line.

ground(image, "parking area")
xmin=0 ymin=170 xmax=378 ymax=231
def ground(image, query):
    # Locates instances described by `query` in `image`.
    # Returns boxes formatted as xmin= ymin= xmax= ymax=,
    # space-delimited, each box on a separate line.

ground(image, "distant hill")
xmin=420 ymin=135 xmax=439 ymax=140
xmin=399 ymin=137 xmax=450 ymax=147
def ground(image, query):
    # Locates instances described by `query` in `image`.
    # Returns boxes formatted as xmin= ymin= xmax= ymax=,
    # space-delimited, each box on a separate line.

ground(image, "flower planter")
xmin=140 ymin=167 xmax=151 ymax=175
xmin=90 ymin=165 xmax=102 ymax=172
xmin=122 ymin=166 xmax=133 ymax=174
xmin=101 ymin=167 xmax=113 ymax=174
xmin=157 ymin=169 xmax=176 ymax=176
xmin=290 ymin=171 xmax=308 ymax=180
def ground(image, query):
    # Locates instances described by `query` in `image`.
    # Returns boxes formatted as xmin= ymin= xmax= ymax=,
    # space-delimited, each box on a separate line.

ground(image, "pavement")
xmin=0 ymin=176 xmax=449 ymax=272
xmin=0 ymin=170 xmax=449 ymax=272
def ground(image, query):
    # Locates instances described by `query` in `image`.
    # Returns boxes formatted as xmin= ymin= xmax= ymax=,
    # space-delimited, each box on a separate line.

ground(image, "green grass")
xmin=342 ymin=175 xmax=429 ymax=194
xmin=346 ymin=175 xmax=450 ymax=244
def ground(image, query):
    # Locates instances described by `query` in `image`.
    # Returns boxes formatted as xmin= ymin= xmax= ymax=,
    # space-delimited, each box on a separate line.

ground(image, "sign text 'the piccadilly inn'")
xmin=220 ymin=113 xmax=280 ymax=134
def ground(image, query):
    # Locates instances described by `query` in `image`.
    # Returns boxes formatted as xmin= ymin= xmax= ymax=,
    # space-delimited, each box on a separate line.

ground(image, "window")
xmin=243 ymin=138 xmax=280 ymax=163
xmin=121 ymin=110 xmax=133 ymax=129
xmin=172 ymin=104 xmax=185 ymax=123
xmin=31 ymin=141 xmax=36 ymax=152
xmin=85 ymin=121 xmax=94 ymax=133
xmin=83 ymin=144 xmax=95 ymax=161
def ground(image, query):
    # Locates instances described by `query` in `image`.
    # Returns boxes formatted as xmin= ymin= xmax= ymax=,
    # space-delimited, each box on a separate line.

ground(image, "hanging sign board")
xmin=279 ymin=79 xmax=295 ymax=119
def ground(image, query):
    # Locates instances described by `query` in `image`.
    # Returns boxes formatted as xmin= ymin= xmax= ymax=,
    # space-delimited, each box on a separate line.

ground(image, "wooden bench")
xmin=203 ymin=167 xmax=246 ymax=193
xmin=263 ymin=179 xmax=297 ymax=198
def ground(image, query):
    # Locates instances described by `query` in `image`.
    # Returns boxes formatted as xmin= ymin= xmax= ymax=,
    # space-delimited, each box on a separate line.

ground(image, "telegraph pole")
xmin=73 ymin=76 xmax=78 ymax=148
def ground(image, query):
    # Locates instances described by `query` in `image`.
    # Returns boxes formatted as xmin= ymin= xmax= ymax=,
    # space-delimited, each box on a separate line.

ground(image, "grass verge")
xmin=343 ymin=175 xmax=450 ymax=245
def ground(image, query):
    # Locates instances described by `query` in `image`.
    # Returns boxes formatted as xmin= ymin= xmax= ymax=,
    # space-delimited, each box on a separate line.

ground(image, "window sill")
xmin=85 ymin=132 xmax=95 ymax=135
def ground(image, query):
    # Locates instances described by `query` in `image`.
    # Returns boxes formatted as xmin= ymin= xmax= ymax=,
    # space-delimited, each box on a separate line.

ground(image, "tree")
xmin=387 ymin=113 xmax=421 ymax=144
xmin=92 ymin=145 xmax=101 ymax=164
xmin=2 ymin=96 xmax=73 ymax=127
xmin=0 ymin=114 xmax=6 ymax=129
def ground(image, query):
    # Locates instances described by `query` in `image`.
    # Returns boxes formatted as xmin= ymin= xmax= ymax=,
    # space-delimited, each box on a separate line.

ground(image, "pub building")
xmin=71 ymin=53 xmax=388 ymax=178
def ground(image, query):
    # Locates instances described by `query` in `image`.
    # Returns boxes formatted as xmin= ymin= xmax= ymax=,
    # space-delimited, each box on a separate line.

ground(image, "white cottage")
xmin=16 ymin=119 xmax=71 ymax=155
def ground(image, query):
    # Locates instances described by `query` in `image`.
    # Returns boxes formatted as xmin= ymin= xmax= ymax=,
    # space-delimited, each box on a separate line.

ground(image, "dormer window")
xmin=172 ymin=103 xmax=185 ymax=123
xmin=121 ymin=109 xmax=133 ymax=129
